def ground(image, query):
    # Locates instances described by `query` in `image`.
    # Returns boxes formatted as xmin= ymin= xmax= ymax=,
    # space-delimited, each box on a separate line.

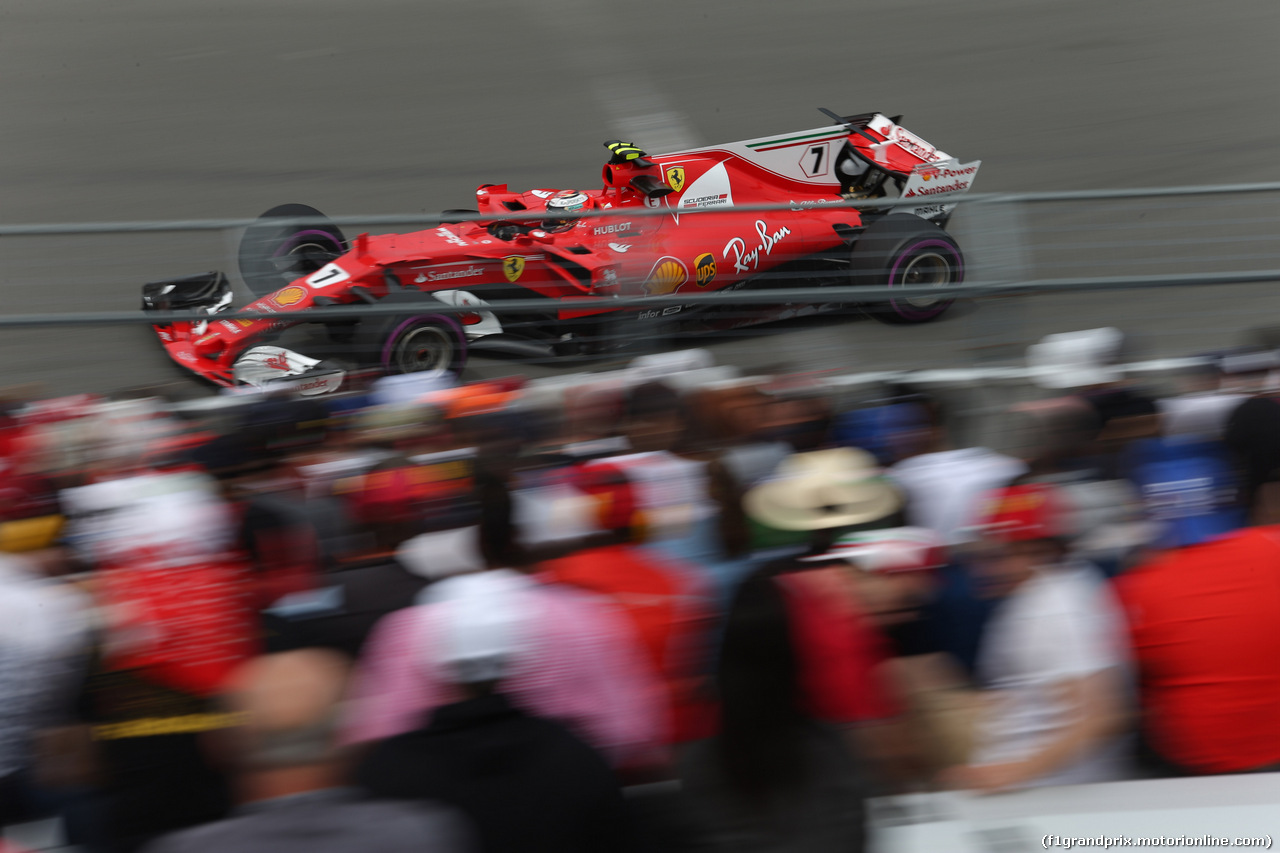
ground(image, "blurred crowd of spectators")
xmin=0 ymin=330 xmax=1278 ymax=853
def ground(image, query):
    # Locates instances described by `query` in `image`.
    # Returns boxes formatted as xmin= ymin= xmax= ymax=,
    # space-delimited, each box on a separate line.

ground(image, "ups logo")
xmin=694 ymin=253 xmax=716 ymax=287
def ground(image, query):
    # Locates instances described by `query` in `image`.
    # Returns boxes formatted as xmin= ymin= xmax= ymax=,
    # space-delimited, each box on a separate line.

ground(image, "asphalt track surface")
xmin=1 ymin=0 xmax=1278 ymax=397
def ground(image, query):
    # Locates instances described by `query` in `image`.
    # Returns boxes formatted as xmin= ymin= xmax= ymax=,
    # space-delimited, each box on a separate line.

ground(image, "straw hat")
xmin=744 ymin=449 xmax=899 ymax=532
xmin=775 ymin=447 xmax=878 ymax=479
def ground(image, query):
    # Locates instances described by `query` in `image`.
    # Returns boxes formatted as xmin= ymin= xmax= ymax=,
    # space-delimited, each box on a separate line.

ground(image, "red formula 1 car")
xmin=142 ymin=110 xmax=980 ymax=393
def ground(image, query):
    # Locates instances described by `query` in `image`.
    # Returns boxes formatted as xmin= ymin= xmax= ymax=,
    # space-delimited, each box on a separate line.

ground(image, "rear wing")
xmin=829 ymin=111 xmax=981 ymax=222
xmin=674 ymin=111 xmax=980 ymax=222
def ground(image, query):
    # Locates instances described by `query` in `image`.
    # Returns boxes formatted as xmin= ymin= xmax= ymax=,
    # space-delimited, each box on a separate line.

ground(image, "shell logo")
xmin=272 ymin=285 xmax=307 ymax=307
xmin=643 ymin=257 xmax=688 ymax=295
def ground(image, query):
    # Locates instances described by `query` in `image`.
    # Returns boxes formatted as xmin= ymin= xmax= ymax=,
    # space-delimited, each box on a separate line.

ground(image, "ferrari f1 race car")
xmin=142 ymin=110 xmax=980 ymax=394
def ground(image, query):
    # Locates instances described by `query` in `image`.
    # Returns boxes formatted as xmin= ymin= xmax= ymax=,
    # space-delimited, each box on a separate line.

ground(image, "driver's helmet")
xmin=542 ymin=190 xmax=590 ymax=233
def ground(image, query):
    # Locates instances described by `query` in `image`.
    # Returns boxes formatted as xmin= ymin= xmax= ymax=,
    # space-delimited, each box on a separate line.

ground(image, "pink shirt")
xmin=342 ymin=580 xmax=666 ymax=768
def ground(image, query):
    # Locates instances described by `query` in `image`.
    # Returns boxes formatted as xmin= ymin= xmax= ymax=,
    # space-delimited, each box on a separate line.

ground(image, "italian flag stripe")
xmin=747 ymin=130 xmax=848 ymax=149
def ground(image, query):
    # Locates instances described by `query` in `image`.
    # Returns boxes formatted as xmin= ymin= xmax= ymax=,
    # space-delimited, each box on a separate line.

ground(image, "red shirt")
xmin=1114 ymin=526 xmax=1280 ymax=773
xmin=539 ymin=544 xmax=715 ymax=742
xmin=778 ymin=567 xmax=900 ymax=723
xmin=97 ymin=556 xmax=259 ymax=698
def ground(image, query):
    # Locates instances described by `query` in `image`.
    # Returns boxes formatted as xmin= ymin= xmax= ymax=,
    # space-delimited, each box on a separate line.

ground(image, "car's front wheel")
xmin=238 ymin=203 xmax=348 ymax=298
xmin=358 ymin=309 xmax=468 ymax=379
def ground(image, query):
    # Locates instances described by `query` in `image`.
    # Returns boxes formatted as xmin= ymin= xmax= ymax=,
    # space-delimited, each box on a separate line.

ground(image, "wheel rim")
xmin=272 ymin=234 xmax=343 ymax=278
xmin=394 ymin=325 xmax=454 ymax=374
xmin=899 ymin=251 xmax=952 ymax=308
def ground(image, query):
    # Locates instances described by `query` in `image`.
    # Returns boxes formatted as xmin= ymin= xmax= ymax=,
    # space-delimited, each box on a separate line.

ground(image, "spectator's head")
xmin=690 ymin=381 xmax=773 ymax=446
xmin=802 ymin=527 xmax=944 ymax=627
xmin=1224 ymin=396 xmax=1280 ymax=522
xmin=1218 ymin=348 xmax=1280 ymax=394
xmin=1026 ymin=329 xmax=1162 ymax=456
xmin=622 ymin=381 xmax=687 ymax=453
xmin=832 ymin=387 xmax=934 ymax=467
xmin=571 ymin=464 xmax=640 ymax=543
xmin=425 ymin=569 xmax=534 ymax=698
xmin=349 ymin=401 xmax=437 ymax=451
xmin=560 ymin=381 xmax=624 ymax=444
xmin=968 ymin=484 xmax=1069 ymax=599
xmin=195 ymin=396 xmax=333 ymax=486
xmin=1174 ymin=357 xmax=1227 ymax=396
xmin=1027 ymin=328 xmax=1125 ymax=391
xmin=396 ymin=524 xmax=492 ymax=580
xmin=759 ymin=392 xmax=834 ymax=453
xmin=453 ymin=409 xmax=526 ymax=474
xmin=336 ymin=448 xmax=480 ymax=558
xmin=215 ymin=650 xmax=352 ymax=799
xmin=339 ymin=463 xmax=435 ymax=554
xmin=878 ymin=385 xmax=947 ymax=459
xmin=1006 ymin=397 xmax=1100 ymax=474
xmin=1255 ymin=468 xmax=1280 ymax=528
xmin=1087 ymin=387 xmax=1160 ymax=451
xmin=504 ymin=464 xmax=637 ymax=563
xmin=743 ymin=448 xmax=899 ymax=533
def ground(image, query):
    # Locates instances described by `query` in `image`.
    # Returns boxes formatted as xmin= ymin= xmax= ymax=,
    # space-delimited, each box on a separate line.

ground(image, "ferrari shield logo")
xmin=665 ymin=166 xmax=685 ymax=193
xmin=503 ymin=256 xmax=525 ymax=282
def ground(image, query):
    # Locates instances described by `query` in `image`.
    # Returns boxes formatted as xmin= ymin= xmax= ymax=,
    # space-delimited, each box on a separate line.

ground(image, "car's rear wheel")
xmin=238 ymin=203 xmax=348 ymax=297
xmin=850 ymin=214 xmax=963 ymax=324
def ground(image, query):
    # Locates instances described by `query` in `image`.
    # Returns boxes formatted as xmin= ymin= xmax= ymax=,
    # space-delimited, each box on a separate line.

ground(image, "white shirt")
xmin=972 ymin=562 xmax=1130 ymax=787
xmin=61 ymin=469 xmax=234 ymax=566
xmin=585 ymin=451 xmax=714 ymax=536
xmin=0 ymin=558 xmax=90 ymax=776
xmin=889 ymin=448 xmax=1027 ymax=545
xmin=1158 ymin=392 xmax=1247 ymax=441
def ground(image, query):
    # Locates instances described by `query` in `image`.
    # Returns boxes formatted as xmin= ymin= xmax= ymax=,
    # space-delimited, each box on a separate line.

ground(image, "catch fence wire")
xmin=3 ymin=180 xmax=1280 ymax=236
xmin=2 ymin=268 xmax=1278 ymax=328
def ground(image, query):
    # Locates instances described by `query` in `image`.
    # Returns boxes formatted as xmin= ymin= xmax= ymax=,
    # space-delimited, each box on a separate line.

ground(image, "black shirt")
xmin=356 ymin=694 xmax=632 ymax=853
xmin=880 ymin=608 xmax=942 ymax=659
xmin=263 ymin=558 xmax=427 ymax=658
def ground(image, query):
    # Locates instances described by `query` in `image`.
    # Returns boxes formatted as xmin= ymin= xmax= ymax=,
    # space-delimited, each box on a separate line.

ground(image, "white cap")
xmin=1026 ymin=328 xmax=1124 ymax=389
xmin=629 ymin=349 xmax=715 ymax=384
xmin=370 ymin=372 xmax=457 ymax=407
xmin=511 ymin=484 xmax=602 ymax=549
xmin=396 ymin=526 xmax=487 ymax=581
xmin=802 ymin=526 xmax=944 ymax=572
xmin=425 ymin=569 xmax=535 ymax=685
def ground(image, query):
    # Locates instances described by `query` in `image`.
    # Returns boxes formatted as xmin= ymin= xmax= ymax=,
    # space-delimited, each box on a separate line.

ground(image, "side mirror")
xmin=629 ymin=175 xmax=675 ymax=199
xmin=141 ymin=271 xmax=232 ymax=314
